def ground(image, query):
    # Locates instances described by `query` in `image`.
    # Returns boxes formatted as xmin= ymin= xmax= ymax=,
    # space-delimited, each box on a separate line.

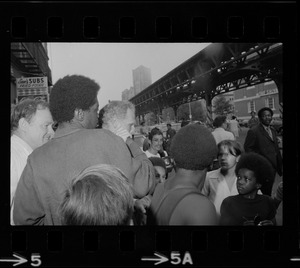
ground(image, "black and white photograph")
xmin=10 ymin=42 xmax=283 ymax=226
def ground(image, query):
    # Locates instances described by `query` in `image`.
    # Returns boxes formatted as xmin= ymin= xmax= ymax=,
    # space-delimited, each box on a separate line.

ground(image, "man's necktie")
xmin=266 ymin=127 xmax=273 ymax=140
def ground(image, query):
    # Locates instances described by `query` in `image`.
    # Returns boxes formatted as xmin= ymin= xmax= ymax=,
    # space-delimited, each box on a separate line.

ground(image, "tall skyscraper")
xmin=132 ymin=65 xmax=152 ymax=95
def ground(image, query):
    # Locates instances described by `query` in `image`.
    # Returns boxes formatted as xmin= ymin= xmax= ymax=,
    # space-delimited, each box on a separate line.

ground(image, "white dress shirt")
xmin=10 ymin=134 xmax=33 ymax=224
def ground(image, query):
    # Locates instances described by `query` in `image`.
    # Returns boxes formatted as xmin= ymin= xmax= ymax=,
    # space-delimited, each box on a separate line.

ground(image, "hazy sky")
xmin=48 ymin=43 xmax=210 ymax=109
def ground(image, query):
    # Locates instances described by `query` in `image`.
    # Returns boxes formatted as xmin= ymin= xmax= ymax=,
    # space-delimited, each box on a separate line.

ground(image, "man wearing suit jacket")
xmin=244 ymin=107 xmax=283 ymax=196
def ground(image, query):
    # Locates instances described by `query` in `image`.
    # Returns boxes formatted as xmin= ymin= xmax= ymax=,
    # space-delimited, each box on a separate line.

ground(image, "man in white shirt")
xmin=10 ymin=99 xmax=54 ymax=224
xmin=211 ymin=115 xmax=235 ymax=145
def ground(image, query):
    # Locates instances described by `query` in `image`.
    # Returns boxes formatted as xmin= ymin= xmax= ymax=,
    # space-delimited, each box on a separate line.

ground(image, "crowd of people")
xmin=10 ymin=74 xmax=283 ymax=226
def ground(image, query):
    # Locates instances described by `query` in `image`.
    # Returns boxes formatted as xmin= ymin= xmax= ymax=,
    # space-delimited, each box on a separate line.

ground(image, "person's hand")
xmin=134 ymin=196 xmax=151 ymax=214
xmin=257 ymin=220 xmax=274 ymax=226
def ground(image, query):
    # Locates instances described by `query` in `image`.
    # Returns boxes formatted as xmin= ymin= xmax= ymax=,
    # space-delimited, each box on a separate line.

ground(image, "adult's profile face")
xmin=120 ymin=108 xmax=136 ymax=134
xmin=84 ymin=99 xmax=99 ymax=129
xmin=26 ymin=108 xmax=54 ymax=150
xmin=259 ymin=110 xmax=272 ymax=126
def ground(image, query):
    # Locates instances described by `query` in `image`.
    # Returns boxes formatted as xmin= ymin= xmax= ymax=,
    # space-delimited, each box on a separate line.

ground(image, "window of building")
xmin=265 ymin=97 xmax=275 ymax=110
xmin=247 ymin=100 xmax=256 ymax=113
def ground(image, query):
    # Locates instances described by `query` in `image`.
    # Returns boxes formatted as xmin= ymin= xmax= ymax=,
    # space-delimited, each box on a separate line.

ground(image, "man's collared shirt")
xmin=10 ymin=134 xmax=33 ymax=224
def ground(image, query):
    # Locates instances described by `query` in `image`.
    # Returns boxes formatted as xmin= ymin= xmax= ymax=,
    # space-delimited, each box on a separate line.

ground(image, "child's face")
xmin=154 ymin=166 xmax=166 ymax=184
xmin=218 ymin=146 xmax=238 ymax=171
xmin=236 ymin=168 xmax=260 ymax=196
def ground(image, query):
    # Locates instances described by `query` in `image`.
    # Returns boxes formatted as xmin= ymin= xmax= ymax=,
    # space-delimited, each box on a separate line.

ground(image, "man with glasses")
xmin=244 ymin=107 xmax=283 ymax=196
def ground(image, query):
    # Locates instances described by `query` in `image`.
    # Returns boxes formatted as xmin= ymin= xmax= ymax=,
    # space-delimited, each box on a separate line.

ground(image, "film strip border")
xmin=1 ymin=2 xmax=297 ymax=41
xmin=4 ymin=228 xmax=297 ymax=266
xmin=2 ymin=1 xmax=299 ymax=267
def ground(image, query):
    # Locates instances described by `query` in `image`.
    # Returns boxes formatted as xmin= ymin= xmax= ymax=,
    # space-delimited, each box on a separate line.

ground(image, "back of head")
xmin=170 ymin=124 xmax=217 ymax=170
xmin=102 ymin=100 xmax=135 ymax=126
xmin=213 ymin=115 xmax=227 ymax=128
xmin=49 ymin=75 xmax=100 ymax=123
xmin=60 ymin=164 xmax=134 ymax=225
xmin=11 ymin=98 xmax=49 ymax=134
xmin=235 ymin=152 xmax=274 ymax=186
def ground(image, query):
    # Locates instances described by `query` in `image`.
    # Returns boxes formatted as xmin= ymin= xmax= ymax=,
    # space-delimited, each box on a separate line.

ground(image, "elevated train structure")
xmin=130 ymin=43 xmax=282 ymax=124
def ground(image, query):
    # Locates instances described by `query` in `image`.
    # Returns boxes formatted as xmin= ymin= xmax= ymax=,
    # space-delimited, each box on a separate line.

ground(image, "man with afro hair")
xmin=148 ymin=123 xmax=218 ymax=225
xmin=220 ymin=152 xmax=277 ymax=226
xmin=13 ymin=75 xmax=156 ymax=225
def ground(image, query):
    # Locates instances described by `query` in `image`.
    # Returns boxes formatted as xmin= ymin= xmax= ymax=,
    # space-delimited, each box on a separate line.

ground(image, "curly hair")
xmin=258 ymin=107 xmax=273 ymax=119
xmin=148 ymin=127 xmax=163 ymax=141
xmin=11 ymin=98 xmax=49 ymax=133
xmin=235 ymin=152 xmax=274 ymax=185
xmin=170 ymin=124 xmax=217 ymax=170
xmin=50 ymin=75 xmax=100 ymax=123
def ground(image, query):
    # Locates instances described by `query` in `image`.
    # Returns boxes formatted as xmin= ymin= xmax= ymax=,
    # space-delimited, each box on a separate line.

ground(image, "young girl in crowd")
xmin=201 ymin=140 xmax=243 ymax=220
xmin=220 ymin=152 xmax=277 ymax=226
xmin=133 ymin=157 xmax=167 ymax=225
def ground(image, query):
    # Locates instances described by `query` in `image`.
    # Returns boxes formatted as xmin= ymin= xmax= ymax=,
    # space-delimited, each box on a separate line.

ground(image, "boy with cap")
xmin=148 ymin=124 xmax=218 ymax=225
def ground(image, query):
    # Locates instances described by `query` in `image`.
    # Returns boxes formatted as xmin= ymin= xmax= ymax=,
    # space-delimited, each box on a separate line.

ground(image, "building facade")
xmin=122 ymin=86 xmax=135 ymax=101
xmin=11 ymin=43 xmax=52 ymax=104
xmin=233 ymin=81 xmax=280 ymax=120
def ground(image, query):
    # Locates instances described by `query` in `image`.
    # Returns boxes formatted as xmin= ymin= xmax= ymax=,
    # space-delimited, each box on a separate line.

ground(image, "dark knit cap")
xmin=170 ymin=124 xmax=218 ymax=170
xmin=148 ymin=157 xmax=167 ymax=172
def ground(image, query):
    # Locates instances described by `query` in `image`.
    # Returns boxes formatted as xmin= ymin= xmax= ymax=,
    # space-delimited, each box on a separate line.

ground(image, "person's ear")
xmin=111 ymin=118 xmax=120 ymax=129
xmin=74 ymin=108 xmax=85 ymax=121
xmin=236 ymin=155 xmax=241 ymax=163
xmin=18 ymin=118 xmax=29 ymax=131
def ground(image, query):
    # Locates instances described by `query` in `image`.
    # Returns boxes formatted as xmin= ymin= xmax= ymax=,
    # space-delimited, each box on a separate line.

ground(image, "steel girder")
xmin=131 ymin=43 xmax=282 ymax=116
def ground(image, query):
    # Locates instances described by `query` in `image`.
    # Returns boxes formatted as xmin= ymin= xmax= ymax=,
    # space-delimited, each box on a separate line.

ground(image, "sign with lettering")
xmin=16 ymin=77 xmax=48 ymax=89
xmin=258 ymin=88 xmax=278 ymax=96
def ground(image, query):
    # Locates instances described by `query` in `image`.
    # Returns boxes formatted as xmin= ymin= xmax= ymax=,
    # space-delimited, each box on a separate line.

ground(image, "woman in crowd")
xmin=202 ymin=140 xmax=243 ymax=220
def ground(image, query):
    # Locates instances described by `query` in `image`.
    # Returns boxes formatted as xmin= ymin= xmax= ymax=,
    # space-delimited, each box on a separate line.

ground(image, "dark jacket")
xmin=244 ymin=123 xmax=283 ymax=176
